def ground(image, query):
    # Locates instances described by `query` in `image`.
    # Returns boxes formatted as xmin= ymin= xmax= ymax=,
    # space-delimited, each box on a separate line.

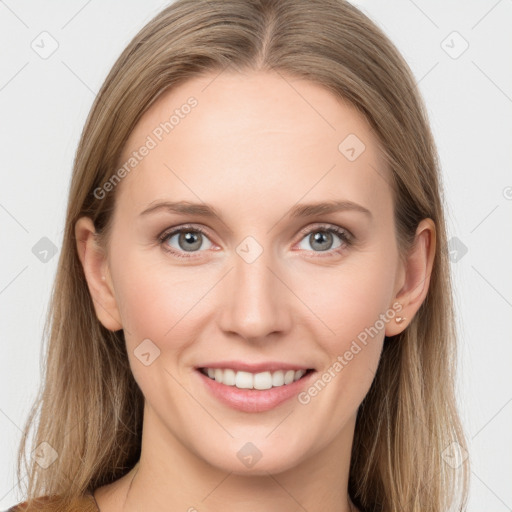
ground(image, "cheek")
xmin=112 ymin=259 xmax=203 ymax=396
xmin=294 ymin=267 xmax=393 ymax=422
xmin=112 ymin=248 xmax=204 ymax=337
xmin=111 ymin=255 xmax=225 ymax=393
xmin=294 ymin=253 xmax=396 ymax=344
xmin=292 ymin=252 xmax=397 ymax=409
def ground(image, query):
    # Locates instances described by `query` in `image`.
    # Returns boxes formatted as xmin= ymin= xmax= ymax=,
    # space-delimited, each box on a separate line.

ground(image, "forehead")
xmin=114 ymin=70 xmax=392 ymax=225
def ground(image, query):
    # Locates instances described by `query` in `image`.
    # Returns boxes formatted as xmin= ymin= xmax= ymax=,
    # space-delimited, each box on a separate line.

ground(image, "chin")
xmin=197 ymin=439 xmax=306 ymax=477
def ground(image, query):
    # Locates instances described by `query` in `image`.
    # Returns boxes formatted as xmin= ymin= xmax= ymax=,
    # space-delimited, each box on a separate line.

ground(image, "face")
xmin=86 ymin=70 xmax=409 ymax=476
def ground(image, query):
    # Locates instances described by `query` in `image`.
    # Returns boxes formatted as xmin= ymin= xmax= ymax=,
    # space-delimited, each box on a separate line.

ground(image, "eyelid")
xmin=295 ymin=222 xmax=353 ymax=243
xmin=158 ymin=224 xmax=211 ymax=241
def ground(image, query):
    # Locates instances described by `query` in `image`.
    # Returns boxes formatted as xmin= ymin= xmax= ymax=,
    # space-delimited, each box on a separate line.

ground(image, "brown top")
xmin=5 ymin=491 xmax=100 ymax=512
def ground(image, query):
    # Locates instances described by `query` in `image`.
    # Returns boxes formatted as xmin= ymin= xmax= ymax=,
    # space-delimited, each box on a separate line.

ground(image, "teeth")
xmin=201 ymin=368 xmax=308 ymax=389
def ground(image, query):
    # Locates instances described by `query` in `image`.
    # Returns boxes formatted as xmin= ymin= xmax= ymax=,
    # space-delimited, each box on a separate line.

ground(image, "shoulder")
xmin=4 ymin=492 xmax=99 ymax=512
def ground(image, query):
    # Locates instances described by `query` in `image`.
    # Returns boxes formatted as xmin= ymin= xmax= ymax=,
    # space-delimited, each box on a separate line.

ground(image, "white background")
xmin=1 ymin=1 xmax=511 ymax=510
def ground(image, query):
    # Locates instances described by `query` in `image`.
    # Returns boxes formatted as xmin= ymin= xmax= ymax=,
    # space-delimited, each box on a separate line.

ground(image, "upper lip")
xmin=196 ymin=361 xmax=314 ymax=373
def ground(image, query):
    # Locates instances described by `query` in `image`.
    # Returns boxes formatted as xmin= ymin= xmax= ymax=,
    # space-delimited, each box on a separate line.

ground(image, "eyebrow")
xmin=139 ymin=199 xmax=372 ymax=220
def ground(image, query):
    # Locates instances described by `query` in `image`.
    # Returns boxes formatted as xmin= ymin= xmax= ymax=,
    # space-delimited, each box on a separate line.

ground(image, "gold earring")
xmin=395 ymin=316 xmax=406 ymax=324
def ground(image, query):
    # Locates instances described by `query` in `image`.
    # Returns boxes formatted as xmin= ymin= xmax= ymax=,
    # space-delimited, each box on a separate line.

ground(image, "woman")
xmin=10 ymin=0 xmax=470 ymax=510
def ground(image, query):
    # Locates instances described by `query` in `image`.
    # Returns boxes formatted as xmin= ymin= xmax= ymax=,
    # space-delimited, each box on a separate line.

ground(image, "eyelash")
xmin=157 ymin=223 xmax=353 ymax=259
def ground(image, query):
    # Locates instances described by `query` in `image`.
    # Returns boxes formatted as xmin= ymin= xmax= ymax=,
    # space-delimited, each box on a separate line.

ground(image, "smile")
xmin=196 ymin=367 xmax=317 ymax=413
xmin=199 ymin=367 xmax=313 ymax=390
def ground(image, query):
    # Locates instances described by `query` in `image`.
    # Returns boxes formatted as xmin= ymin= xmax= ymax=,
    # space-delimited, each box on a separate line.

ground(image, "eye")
xmin=158 ymin=225 xmax=213 ymax=258
xmin=158 ymin=223 xmax=353 ymax=259
xmin=295 ymin=224 xmax=352 ymax=256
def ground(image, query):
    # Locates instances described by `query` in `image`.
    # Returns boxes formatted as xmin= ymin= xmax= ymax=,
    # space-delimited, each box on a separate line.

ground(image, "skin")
xmin=75 ymin=70 xmax=435 ymax=512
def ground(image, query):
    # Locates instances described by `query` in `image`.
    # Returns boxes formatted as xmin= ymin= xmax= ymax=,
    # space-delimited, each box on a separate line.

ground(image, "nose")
xmin=217 ymin=244 xmax=292 ymax=342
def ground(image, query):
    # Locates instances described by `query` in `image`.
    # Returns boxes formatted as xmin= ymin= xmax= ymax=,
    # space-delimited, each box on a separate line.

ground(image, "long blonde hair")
xmin=16 ymin=1 xmax=470 ymax=510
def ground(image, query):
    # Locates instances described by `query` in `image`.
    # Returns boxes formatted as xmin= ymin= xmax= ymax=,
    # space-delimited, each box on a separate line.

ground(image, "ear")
xmin=74 ymin=216 xmax=123 ymax=331
xmin=385 ymin=218 xmax=436 ymax=336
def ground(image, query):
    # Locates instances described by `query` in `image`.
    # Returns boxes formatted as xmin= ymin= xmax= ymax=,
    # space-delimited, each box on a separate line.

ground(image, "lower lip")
xmin=195 ymin=369 xmax=316 ymax=413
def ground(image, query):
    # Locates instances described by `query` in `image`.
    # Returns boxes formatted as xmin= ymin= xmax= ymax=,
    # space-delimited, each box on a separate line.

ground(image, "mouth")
xmin=198 ymin=367 xmax=315 ymax=390
xmin=195 ymin=366 xmax=317 ymax=413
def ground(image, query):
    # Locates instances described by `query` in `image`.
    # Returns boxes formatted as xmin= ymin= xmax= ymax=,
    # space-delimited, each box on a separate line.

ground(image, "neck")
xmin=95 ymin=404 xmax=360 ymax=512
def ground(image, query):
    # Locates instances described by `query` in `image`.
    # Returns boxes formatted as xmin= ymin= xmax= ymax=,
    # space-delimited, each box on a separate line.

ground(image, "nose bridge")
xmin=218 ymin=236 xmax=290 ymax=340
